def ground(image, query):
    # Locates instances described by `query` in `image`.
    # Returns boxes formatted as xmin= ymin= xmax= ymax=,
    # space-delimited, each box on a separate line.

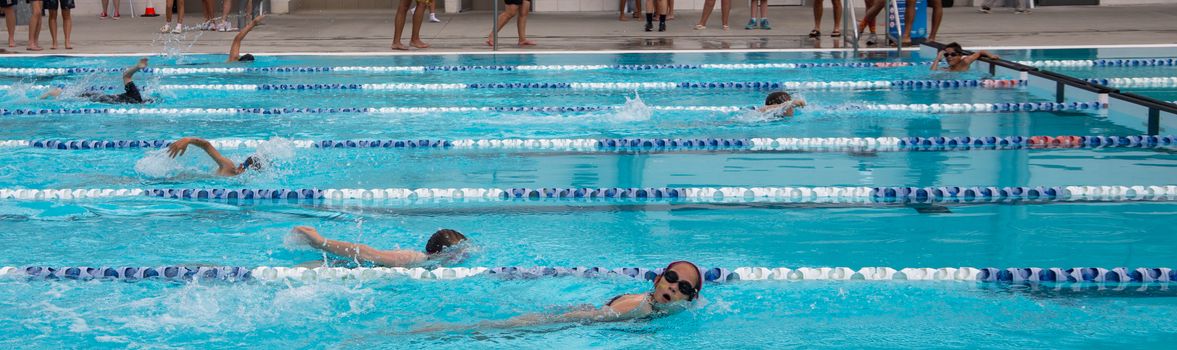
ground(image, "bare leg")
xmin=517 ymin=1 xmax=533 ymax=45
xmin=49 ymin=10 xmax=58 ymax=50
xmin=720 ymin=0 xmax=730 ymax=27
xmin=857 ymin=0 xmax=885 ymax=34
xmin=758 ymin=0 xmax=767 ymax=20
xmin=812 ymin=0 xmax=823 ymax=31
xmin=486 ymin=6 xmax=518 ymax=47
xmin=101 ymin=0 xmax=110 ymax=17
xmin=928 ymin=0 xmax=942 ymax=42
xmin=900 ymin=0 xmax=918 ymax=44
xmin=392 ymin=0 xmax=411 ymax=50
xmin=203 ymin=0 xmax=214 ymax=24
xmin=832 ymin=0 xmax=842 ymax=34
xmin=165 ymin=0 xmax=174 ymax=24
xmin=28 ymin=1 xmax=43 ymax=51
xmin=409 ymin=1 xmax=428 ymax=48
xmin=667 ymin=0 xmax=674 ymax=19
xmin=619 ymin=0 xmax=628 ymax=21
xmin=221 ymin=0 xmax=233 ymax=28
xmin=698 ymin=0 xmax=714 ymax=27
xmin=113 ymin=0 xmax=120 ymax=17
xmin=62 ymin=9 xmax=71 ymax=49
xmin=177 ymin=0 xmax=186 ymax=27
xmin=4 ymin=7 xmax=15 ymax=47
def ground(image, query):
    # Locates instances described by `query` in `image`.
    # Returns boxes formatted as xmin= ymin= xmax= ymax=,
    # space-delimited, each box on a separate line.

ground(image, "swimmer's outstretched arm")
xmin=291 ymin=226 xmax=427 ymax=267
xmin=167 ymin=137 xmax=239 ymax=174
xmin=414 ymin=294 xmax=643 ymax=333
xmin=123 ymin=58 xmax=148 ymax=84
xmin=963 ymin=50 xmax=999 ymax=66
xmin=228 ymin=14 xmax=267 ymax=63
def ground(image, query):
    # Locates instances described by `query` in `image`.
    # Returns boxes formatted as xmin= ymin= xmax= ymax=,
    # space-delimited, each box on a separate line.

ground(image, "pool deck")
xmin=0 ymin=4 xmax=1175 ymax=55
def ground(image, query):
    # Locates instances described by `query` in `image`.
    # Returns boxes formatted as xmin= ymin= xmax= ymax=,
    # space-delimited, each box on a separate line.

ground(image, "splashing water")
xmin=283 ymin=228 xmax=313 ymax=251
xmin=254 ymin=137 xmax=297 ymax=161
xmin=133 ymin=149 xmax=185 ymax=178
xmin=611 ymin=91 xmax=653 ymax=122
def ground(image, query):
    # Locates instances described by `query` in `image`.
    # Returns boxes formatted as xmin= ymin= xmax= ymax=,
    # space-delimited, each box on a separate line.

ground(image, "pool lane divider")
xmin=0 ymin=100 xmax=1105 ymax=117
xmin=0 ymin=79 xmax=1026 ymax=92
xmin=0 ymin=62 xmax=932 ymax=76
xmin=5 ymin=266 xmax=1175 ymax=285
xmin=5 ymin=134 xmax=1173 ymax=153
xmin=1085 ymin=77 xmax=1177 ymax=88
xmin=2 ymin=58 xmax=1171 ymax=77
xmin=1 ymin=185 xmax=1175 ymax=203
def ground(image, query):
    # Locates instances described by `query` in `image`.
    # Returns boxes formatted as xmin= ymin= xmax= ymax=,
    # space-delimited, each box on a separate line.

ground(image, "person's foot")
xmin=161 ymin=23 xmax=171 ymax=33
xmin=100 ymin=12 xmax=108 ymax=19
xmin=518 ymin=40 xmax=536 ymax=46
xmin=50 ymin=43 xmax=58 ymax=50
xmin=694 ymin=24 xmax=705 ymax=30
xmin=485 ymin=38 xmax=494 ymax=47
xmin=65 ymin=44 xmax=72 ymax=50
xmin=172 ymin=24 xmax=184 ymax=34
xmin=429 ymin=13 xmax=440 ymax=22
xmin=745 ymin=19 xmax=758 ymax=30
xmin=7 ymin=39 xmax=14 ymax=48
xmin=27 ymin=45 xmax=43 ymax=51
xmin=808 ymin=29 xmax=820 ymax=38
xmin=658 ymin=22 xmax=666 ymax=32
xmin=411 ymin=40 xmax=430 ymax=49
xmin=723 ymin=25 xmax=730 ymax=30
xmin=831 ymin=30 xmax=841 ymax=38
xmin=979 ymin=7 xmax=990 ymax=14
xmin=392 ymin=42 xmax=409 ymax=50
xmin=759 ymin=19 xmax=771 ymax=30
xmin=865 ymin=33 xmax=878 ymax=46
xmin=645 ymin=22 xmax=653 ymax=32
xmin=619 ymin=14 xmax=628 ymax=21
xmin=113 ymin=11 xmax=120 ymax=19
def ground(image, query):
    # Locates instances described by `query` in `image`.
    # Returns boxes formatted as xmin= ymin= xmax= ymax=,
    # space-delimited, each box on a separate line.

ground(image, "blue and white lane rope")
xmin=3 ymin=58 xmax=1173 ymax=77
xmin=0 ymin=79 xmax=1023 ymax=92
xmin=1084 ymin=77 xmax=1177 ymax=88
xmin=1016 ymin=58 xmax=1177 ymax=68
xmin=0 ymin=62 xmax=931 ymax=76
xmin=5 ymin=266 xmax=1175 ymax=284
xmin=5 ymin=134 xmax=1172 ymax=153
xmin=1 ymin=185 xmax=1175 ymax=203
xmin=0 ymin=100 xmax=1105 ymax=117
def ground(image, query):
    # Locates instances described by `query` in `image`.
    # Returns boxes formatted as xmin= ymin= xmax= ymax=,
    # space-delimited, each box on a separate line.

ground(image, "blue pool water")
xmin=2 ymin=47 xmax=1177 ymax=348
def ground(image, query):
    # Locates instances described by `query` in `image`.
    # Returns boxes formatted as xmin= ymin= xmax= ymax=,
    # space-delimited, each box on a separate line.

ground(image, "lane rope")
xmin=4 ymin=134 xmax=1171 ymax=153
xmin=5 ymin=266 xmax=1174 ymax=284
xmin=0 ymin=100 xmax=1104 ymax=117
xmin=1 ymin=185 xmax=1174 ymax=203
xmin=0 ymin=79 xmax=1025 ymax=92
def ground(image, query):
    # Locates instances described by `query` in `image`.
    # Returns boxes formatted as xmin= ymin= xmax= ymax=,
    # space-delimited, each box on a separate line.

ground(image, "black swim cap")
xmin=239 ymin=54 xmax=255 ymax=62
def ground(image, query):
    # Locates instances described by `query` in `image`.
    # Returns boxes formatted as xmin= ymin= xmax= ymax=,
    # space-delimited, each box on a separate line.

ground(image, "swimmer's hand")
xmin=792 ymin=98 xmax=806 ymax=108
xmin=293 ymin=226 xmax=326 ymax=248
xmin=136 ymin=57 xmax=149 ymax=69
xmin=166 ymin=138 xmax=194 ymax=158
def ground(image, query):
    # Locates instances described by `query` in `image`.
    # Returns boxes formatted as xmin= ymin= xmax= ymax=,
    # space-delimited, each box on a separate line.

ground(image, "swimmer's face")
xmin=944 ymin=48 xmax=963 ymax=64
xmin=652 ymin=263 xmax=701 ymax=304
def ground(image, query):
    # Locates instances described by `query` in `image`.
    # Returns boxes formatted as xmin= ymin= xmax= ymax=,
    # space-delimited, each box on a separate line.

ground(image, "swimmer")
xmin=227 ymin=14 xmax=266 ymax=63
xmin=757 ymin=91 xmax=806 ymax=117
xmin=291 ymin=226 xmax=468 ymax=268
xmin=415 ymin=261 xmax=703 ymax=332
xmin=932 ymin=42 xmax=999 ymax=72
xmin=166 ymin=136 xmax=263 ymax=176
xmin=40 ymin=57 xmax=153 ymax=104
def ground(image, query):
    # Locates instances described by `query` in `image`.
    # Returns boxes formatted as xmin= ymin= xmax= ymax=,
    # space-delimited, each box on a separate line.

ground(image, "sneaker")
xmin=759 ymin=18 xmax=771 ymax=30
xmin=429 ymin=13 xmax=440 ymax=23
xmin=744 ymin=18 xmax=758 ymax=30
xmin=979 ymin=7 xmax=991 ymax=14
xmin=645 ymin=22 xmax=653 ymax=32
xmin=172 ymin=24 xmax=183 ymax=34
xmin=160 ymin=23 xmax=171 ymax=33
xmin=658 ymin=22 xmax=666 ymax=32
xmin=865 ymin=33 xmax=878 ymax=46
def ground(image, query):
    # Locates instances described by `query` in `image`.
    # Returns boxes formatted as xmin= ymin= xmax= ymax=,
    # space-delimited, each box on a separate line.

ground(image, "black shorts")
xmin=0 ymin=0 xmax=17 ymax=8
xmin=83 ymin=82 xmax=145 ymax=104
xmin=44 ymin=0 xmax=73 ymax=9
xmin=504 ymin=0 xmax=524 ymax=5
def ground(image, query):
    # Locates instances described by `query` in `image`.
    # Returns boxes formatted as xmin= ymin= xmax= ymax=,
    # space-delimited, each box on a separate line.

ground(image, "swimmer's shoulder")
xmin=605 ymin=293 xmax=651 ymax=316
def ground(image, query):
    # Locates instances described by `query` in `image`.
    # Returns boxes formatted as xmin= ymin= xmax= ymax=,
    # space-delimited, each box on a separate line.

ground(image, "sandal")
xmin=831 ymin=30 xmax=842 ymax=38
xmin=808 ymin=30 xmax=820 ymax=38
xmin=694 ymin=24 xmax=706 ymax=30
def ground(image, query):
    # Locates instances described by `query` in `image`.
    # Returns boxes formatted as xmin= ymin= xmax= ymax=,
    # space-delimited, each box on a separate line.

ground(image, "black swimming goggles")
xmin=662 ymin=270 xmax=698 ymax=300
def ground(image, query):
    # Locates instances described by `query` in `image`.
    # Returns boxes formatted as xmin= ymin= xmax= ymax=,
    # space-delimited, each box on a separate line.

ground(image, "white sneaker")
xmin=160 ymin=23 xmax=171 ymax=33
xmin=429 ymin=13 xmax=440 ymax=23
xmin=171 ymin=24 xmax=183 ymax=34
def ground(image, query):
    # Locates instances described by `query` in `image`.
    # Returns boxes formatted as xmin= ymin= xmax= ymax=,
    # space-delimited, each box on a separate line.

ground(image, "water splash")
xmin=611 ymin=91 xmax=653 ymax=122
xmin=283 ymin=228 xmax=313 ymax=251
xmin=133 ymin=149 xmax=185 ymax=178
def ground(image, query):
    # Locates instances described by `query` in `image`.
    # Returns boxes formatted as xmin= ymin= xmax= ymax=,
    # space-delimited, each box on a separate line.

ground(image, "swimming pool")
xmin=2 ymin=47 xmax=1177 ymax=348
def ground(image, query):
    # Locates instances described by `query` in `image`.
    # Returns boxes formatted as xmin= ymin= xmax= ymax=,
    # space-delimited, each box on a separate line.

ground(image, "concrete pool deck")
xmin=0 ymin=4 xmax=1175 ymax=55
